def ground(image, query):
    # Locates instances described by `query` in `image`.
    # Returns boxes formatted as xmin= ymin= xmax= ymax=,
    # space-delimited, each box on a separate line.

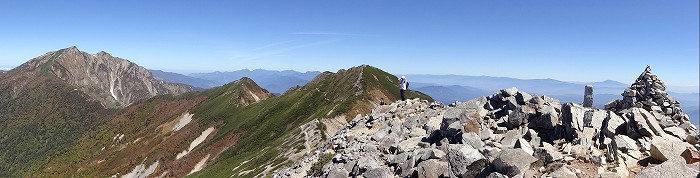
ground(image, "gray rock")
xmin=515 ymin=138 xmax=534 ymax=155
xmin=397 ymin=137 xmax=422 ymax=153
xmin=687 ymin=134 xmax=700 ymax=145
xmin=424 ymin=116 xmax=442 ymax=132
xmin=500 ymin=130 xmax=521 ymax=148
xmin=577 ymin=127 xmax=596 ymax=148
xmin=397 ymin=153 xmax=416 ymax=177
xmin=587 ymin=109 xmax=607 ymax=131
xmin=630 ymin=108 xmax=663 ymax=137
xmin=419 ymin=149 xmax=446 ymax=161
xmin=614 ymin=135 xmax=639 ymax=152
xmin=443 ymin=108 xmax=466 ymax=124
xmin=562 ymin=103 xmax=586 ymax=140
xmin=664 ymin=127 xmax=687 ymax=140
xmin=362 ymin=168 xmax=390 ymax=178
xmin=534 ymin=142 xmax=563 ymax=164
xmin=507 ymin=108 xmax=528 ymax=128
xmin=390 ymin=152 xmax=409 ymax=165
xmin=638 ymin=108 xmax=665 ymax=136
xmin=515 ymin=92 xmax=533 ymax=105
xmin=357 ymin=156 xmax=379 ymax=171
xmin=636 ymin=157 xmax=699 ymax=178
xmin=480 ymin=126 xmax=493 ymax=141
xmin=409 ymin=127 xmax=428 ymax=138
xmin=416 ymin=159 xmax=449 ymax=178
xmin=462 ymin=132 xmax=484 ymax=150
xmin=650 ymin=135 xmax=694 ymax=162
xmin=447 ymin=145 xmax=487 ymax=178
xmin=531 ymin=105 xmax=558 ymax=130
xmin=627 ymin=110 xmax=654 ymax=138
xmin=326 ymin=167 xmax=349 ymax=178
xmin=371 ymin=128 xmax=388 ymax=141
xmin=501 ymin=87 xmax=518 ymax=97
xmin=603 ymin=111 xmax=625 ymax=138
xmin=492 ymin=148 xmax=539 ymax=177
xmin=486 ymin=172 xmax=508 ymax=178
xmin=546 ymin=165 xmax=576 ymax=177
xmin=378 ymin=133 xmax=399 ymax=153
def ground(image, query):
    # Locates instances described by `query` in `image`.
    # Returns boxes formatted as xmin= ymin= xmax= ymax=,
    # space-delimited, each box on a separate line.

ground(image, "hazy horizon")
xmin=1 ymin=1 xmax=698 ymax=86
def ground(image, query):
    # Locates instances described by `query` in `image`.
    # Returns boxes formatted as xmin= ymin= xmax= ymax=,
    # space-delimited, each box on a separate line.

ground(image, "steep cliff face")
xmin=14 ymin=46 xmax=192 ymax=108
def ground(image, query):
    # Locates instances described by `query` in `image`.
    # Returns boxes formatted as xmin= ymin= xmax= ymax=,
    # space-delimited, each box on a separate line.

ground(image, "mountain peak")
xmin=14 ymin=47 xmax=193 ymax=108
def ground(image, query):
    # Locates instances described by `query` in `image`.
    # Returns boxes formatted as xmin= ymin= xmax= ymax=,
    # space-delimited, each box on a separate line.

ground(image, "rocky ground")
xmin=274 ymin=67 xmax=700 ymax=178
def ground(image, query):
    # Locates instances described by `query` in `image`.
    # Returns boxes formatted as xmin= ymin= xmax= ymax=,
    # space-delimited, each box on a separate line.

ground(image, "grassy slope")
xmin=190 ymin=65 xmax=432 ymax=177
xmin=19 ymin=65 xmax=431 ymax=177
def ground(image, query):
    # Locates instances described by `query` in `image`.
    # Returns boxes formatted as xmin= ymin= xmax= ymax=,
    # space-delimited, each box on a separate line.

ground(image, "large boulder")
xmin=447 ymin=145 xmax=487 ymax=178
xmin=530 ymin=105 xmax=558 ymax=130
xmin=636 ymin=156 xmax=699 ymax=178
xmin=561 ymin=103 xmax=586 ymax=140
xmin=650 ymin=135 xmax=694 ymax=162
xmin=507 ymin=107 xmax=529 ymax=128
xmin=534 ymin=142 xmax=563 ymax=164
xmin=326 ymin=167 xmax=349 ymax=178
xmin=500 ymin=130 xmax=521 ymax=148
xmin=585 ymin=109 xmax=607 ymax=131
xmin=515 ymin=138 xmax=534 ymax=155
xmin=461 ymin=132 xmax=484 ymax=150
xmin=603 ymin=111 xmax=625 ymax=138
xmin=416 ymin=159 xmax=449 ymax=178
xmin=397 ymin=137 xmax=422 ymax=153
xmin=362 ymin=168 xmax=391 ymax=178
xmin=492 ymin=148 xmax=540 ymax=177
xmin=614 ymin=135 xmax=639 ymax=152
xmin=501 ymin=87 xmax=518 ymax=97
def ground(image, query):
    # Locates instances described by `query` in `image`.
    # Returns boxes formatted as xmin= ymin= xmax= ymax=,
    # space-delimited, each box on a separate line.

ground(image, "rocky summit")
xmin=275 ymin=67 xmax=700 ymax=178
xmin=12 ymin=46 xmax=192 ymax=108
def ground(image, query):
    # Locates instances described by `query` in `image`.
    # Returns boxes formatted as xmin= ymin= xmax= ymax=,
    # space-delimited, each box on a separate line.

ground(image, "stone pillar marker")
xmin=583 ymin=85 xmax=593 ymax=107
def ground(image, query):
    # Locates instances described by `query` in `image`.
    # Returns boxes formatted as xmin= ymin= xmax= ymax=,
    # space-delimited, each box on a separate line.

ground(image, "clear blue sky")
xmin=0 ymin=1 xmax=697 ymax=86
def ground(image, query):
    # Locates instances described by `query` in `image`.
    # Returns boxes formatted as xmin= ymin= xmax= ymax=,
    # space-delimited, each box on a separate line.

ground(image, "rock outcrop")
xmin=274 ymin=66 xmax=700 ymax=178
xmin=14 ymin=46 xmax=192 ymax=108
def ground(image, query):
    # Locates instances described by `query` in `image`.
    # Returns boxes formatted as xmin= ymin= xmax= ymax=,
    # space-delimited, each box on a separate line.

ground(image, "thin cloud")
xmin=237 ymin=39 xmax=343 ymax=61
xmin=291 ymin=32 xmax=368 ymax=37
xmin=252 ymin=40 xmax=296 ymax=51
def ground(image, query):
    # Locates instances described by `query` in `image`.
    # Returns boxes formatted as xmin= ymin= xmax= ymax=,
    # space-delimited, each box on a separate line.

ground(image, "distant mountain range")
xmin=407 ymin=74 xmax=699 ymax=124
xmin=187 ymin=69 xmax=320 ymax=94
xmin=149 ymin=69 xmax=219 ymax=89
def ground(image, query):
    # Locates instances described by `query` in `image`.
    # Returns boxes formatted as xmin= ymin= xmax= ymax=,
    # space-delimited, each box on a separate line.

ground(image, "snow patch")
xmin=176 ymin=127 xmax=215 ymax=159
xmin=121 ymin=160 xmax=159 ymax=178
xmin=188 ymin=154 xmax=210 ymax=175
xmin=109 ymin=74 xmax=118 ymax=101
xmin=172 ymin=113 xmax=194 ymax=132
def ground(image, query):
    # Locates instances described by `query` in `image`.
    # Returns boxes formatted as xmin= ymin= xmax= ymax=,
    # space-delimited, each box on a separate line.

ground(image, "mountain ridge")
xmin=12 ymin=46 xmax=193 ymax=108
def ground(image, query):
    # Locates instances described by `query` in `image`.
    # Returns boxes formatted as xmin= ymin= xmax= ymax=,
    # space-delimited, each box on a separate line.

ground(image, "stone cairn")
xmin=274 ymin=66 xmax=700 ymax=178
xmin=606 ymin=66 xmax=692 ymax=132
xmin=583 ymin=85 xmax=593 ymax=108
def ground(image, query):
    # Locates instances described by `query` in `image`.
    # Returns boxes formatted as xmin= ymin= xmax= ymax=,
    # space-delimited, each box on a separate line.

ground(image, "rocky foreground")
xmin=275 ymin=67 xmax=699 ymax=178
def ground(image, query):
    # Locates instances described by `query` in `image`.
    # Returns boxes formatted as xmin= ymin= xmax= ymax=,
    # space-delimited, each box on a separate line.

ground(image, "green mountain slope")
xmin=0 ymin=69 xmax=114 ymax=177
xmin=190 ymin=65 xmax=431 ymax=177
xmin=24 ymin=65 xmax=431 ymax=177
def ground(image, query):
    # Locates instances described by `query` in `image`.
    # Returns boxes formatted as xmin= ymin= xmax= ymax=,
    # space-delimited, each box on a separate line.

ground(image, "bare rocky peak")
xmin=230 ymin=77 xmax=273 ymax=107
xmin=18 ymin=46 xmax=192 ymax=108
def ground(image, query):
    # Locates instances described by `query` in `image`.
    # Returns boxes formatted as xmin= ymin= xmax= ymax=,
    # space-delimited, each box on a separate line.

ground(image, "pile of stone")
xmin=606 ymin=66 xmax=691 ymax=127
xmin=273 ymin=67 xmax=700 ymax=178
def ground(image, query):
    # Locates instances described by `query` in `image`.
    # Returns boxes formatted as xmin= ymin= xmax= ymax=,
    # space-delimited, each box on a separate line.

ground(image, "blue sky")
xmin=0 ymin=1 xmax=698 ymax=86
